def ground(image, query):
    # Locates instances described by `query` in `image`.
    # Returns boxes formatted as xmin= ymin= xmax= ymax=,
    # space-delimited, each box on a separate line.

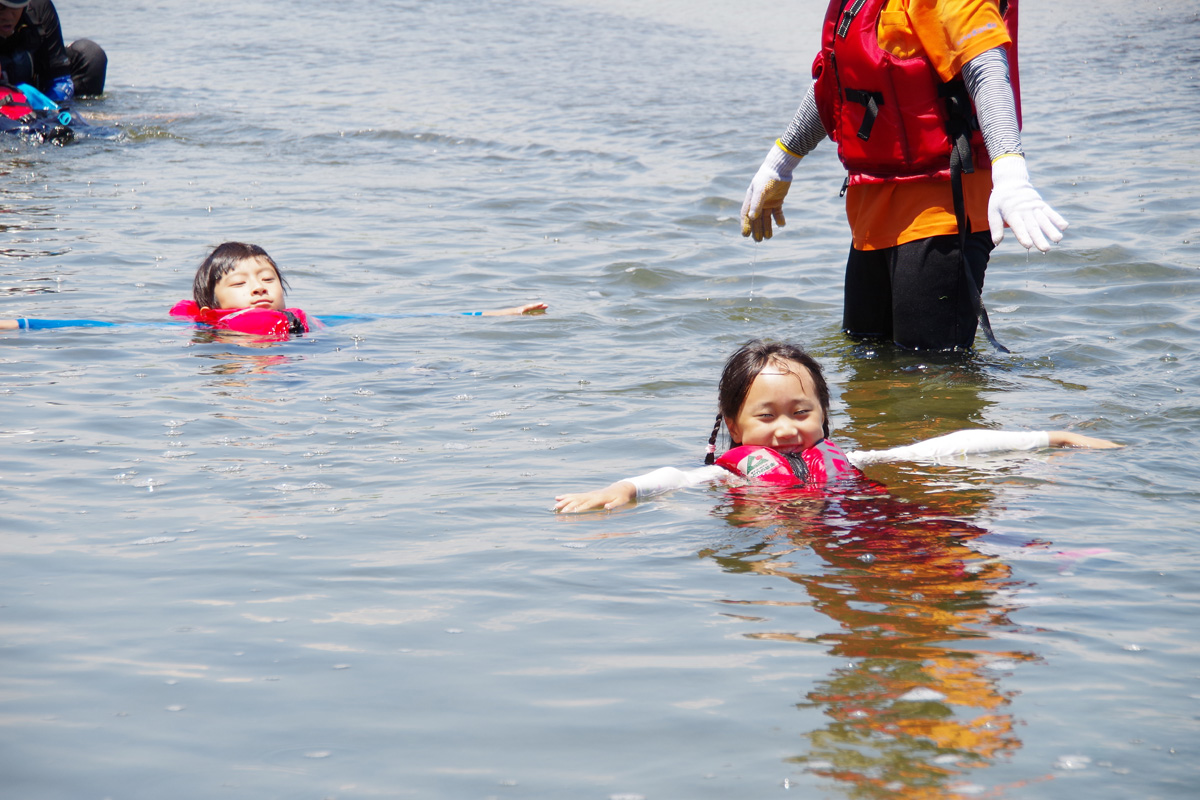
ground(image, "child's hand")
xmin=554 ymin=481 xmax=637 ymax=514
xmin=483 ymin=302 xmax=547 ymax=316
xmin=1048 ymin=431 xmax=1121 ymax=449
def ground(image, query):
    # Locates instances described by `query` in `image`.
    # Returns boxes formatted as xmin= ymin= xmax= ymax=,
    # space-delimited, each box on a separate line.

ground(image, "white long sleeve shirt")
xmin=626 ymin=429 xmax=1050 ymax=500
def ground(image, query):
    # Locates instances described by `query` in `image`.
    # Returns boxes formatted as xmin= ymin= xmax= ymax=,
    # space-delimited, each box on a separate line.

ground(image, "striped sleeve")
xmin=961 ymin=46 xmax=1023 ymax=160
xmin=778 ymin=82 xmax=828 ymax=158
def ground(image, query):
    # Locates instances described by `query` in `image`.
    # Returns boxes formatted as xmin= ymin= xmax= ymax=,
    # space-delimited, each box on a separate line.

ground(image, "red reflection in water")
xmin=704 ymin=482 xmax=1047 ymax=798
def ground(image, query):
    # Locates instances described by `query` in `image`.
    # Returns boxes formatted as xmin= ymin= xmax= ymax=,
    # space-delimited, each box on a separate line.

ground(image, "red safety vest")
xmin=716 ymin=440 xmax=861 ymax=488
xmin=0 ymin=85 xmax=37 ymax=124
xmin=811 ymin=0 xmax=1019 ymax=185
xmin=169 ymin=300 xmax=310 ymax=339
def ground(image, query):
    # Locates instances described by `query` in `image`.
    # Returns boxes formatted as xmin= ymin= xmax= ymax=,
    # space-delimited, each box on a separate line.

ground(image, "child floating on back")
xmin=2 ymin=241 xmax=547 ymax=336
xmin=554 ymin=339 xmax=1118 ymax=513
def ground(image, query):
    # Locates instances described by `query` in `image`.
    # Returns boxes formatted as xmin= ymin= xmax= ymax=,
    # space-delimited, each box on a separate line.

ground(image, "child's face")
xmin=212 ymin=256 xmax=286 ymax=311
xmin=726 ymin=359 xmax=826 ymax=451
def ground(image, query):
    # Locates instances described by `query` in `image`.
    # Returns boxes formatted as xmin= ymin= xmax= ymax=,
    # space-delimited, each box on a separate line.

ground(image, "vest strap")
xmin=844 ymin=88 xmax=884 ymax=141
xmin=837 ymin=0 xmax=869 ymax=38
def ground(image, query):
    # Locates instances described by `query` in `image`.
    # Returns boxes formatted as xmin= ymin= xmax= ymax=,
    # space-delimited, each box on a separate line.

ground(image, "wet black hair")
xmin=192 ymin=241 xmax=287 ymax=309
xmin=704 ymin=339 xmax=832 ymax=465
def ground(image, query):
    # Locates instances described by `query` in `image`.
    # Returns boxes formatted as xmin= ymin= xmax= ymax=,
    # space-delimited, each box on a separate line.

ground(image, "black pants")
xmin=842 ymin=231 xmax=993 ymax=352
xmin=68 ymin=38 xmax=106 ymax=97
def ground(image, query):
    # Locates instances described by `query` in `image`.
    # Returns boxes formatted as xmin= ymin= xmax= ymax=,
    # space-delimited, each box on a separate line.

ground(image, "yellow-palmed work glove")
xmin=741 ymin=141 xmax=802 ymax=242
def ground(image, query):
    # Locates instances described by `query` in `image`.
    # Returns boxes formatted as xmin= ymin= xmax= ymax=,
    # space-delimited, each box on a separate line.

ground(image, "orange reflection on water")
xmin=705 ymin=484 xmax=1040 ymax=799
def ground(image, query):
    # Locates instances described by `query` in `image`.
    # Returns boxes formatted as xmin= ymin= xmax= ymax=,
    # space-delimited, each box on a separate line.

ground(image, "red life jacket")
xmin=0 ymin=86 xmax=36 ymax=124
xmin=811 ymin=0 xmax=1019 ymax=185
xmin=169 ymin=300 xmax=311 ymax=339
xmin=716 ymin=440 xmax=861 ymax=488
xmin=0 ymin=84 xmax=74 ymax=143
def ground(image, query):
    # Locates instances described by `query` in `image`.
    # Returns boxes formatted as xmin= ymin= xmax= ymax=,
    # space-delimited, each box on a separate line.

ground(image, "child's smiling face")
xmin=725 ymin=358 xmax=826 ymax=452
xmin=212 ymin=256 xmax=286 ymax=311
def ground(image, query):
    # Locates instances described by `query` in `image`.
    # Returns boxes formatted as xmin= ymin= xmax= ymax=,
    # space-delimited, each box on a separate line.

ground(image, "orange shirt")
xmin=845 ymin=0 xmax=1012 ymax=250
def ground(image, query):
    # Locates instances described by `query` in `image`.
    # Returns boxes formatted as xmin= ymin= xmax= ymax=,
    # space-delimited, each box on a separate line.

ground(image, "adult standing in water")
xmin=0 ymin=0 xmax=106 ymax=102
xmin=740 ymin=0 xmax=1067 ymax=352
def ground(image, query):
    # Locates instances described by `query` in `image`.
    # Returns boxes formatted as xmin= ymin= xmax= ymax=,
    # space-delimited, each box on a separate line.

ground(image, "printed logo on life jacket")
xmin=738 ymin=451 xmax=784 ymax=479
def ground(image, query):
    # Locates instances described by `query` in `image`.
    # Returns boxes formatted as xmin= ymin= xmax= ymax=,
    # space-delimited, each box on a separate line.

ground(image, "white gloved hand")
xmin=988 ymin=154 xmax=1069 ymax=251
xmin=740 ymin=141 xmax=802 ymax=242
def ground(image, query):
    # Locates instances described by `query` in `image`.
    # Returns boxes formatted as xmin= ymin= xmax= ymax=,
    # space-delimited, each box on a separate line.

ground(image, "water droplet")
xmin=1055 ymin=755 xmax=1091 ymax=770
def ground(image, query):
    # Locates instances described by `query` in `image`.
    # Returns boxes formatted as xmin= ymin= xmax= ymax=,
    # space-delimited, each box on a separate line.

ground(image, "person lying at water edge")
xmin=0 ymin=241 xmax=547 ymax=338
xmin=554 ymin=339 xmax=1118 ymax=513
xmin=0 ymin=0 xmax=107 ymax=102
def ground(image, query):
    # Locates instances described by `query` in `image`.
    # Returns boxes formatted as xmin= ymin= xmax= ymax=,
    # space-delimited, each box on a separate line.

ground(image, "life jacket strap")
xmin=945 ymin=84 xmax=1012 ymax=352
xmin=284 ymin=310 xmax=305 ymax=335
xmin=844 ymin=89 xmax=885 ymax=141
xmin=837 ymin=0 xmax=870 ymax=38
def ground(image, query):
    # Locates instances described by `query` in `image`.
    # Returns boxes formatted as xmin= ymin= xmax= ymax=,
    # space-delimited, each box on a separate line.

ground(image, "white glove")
xmin=988 ymin=155 xmax=1069 ymax=251
xmin=740 ymin=141 xmax=802 ymax=242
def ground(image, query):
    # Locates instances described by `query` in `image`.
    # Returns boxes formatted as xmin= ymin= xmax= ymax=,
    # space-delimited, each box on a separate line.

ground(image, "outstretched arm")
xmin=848 ymin=429 xmax=1119 ymax=466
xmin=0 ymin=319 xmax=16 ymax=330
xmin=555 ymin=465 xmax=727 ymax=514
xmin=480 ymin=302 xmax=547 ymax=317
xmin=963 ymin=47 xmax=1069 ymax=252
xmin=1047 ymin=431 xmax=1120 ymax=449
xmin=555 ymin=481 xmax=638 ymax=514
xmin=740 ymin=83 xmax=826 ymax=242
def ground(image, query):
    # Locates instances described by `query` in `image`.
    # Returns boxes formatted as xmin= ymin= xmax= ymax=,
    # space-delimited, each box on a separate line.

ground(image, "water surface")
xmin=1 ymin=1 xmax=1197 ymax=798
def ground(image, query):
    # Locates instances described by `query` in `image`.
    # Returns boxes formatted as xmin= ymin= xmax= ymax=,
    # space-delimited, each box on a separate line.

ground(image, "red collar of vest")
xmin=169 ymin=300 xmax=310 ymax=338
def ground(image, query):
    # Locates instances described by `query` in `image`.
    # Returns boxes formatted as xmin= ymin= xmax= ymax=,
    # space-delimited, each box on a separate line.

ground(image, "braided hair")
xmin=704 ymin=339 xmax=831 ymax=465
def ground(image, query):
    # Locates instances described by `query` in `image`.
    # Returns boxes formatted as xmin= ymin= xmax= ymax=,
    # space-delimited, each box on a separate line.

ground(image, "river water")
xmin=2 ymin=1 xmax=1197 ymax=798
